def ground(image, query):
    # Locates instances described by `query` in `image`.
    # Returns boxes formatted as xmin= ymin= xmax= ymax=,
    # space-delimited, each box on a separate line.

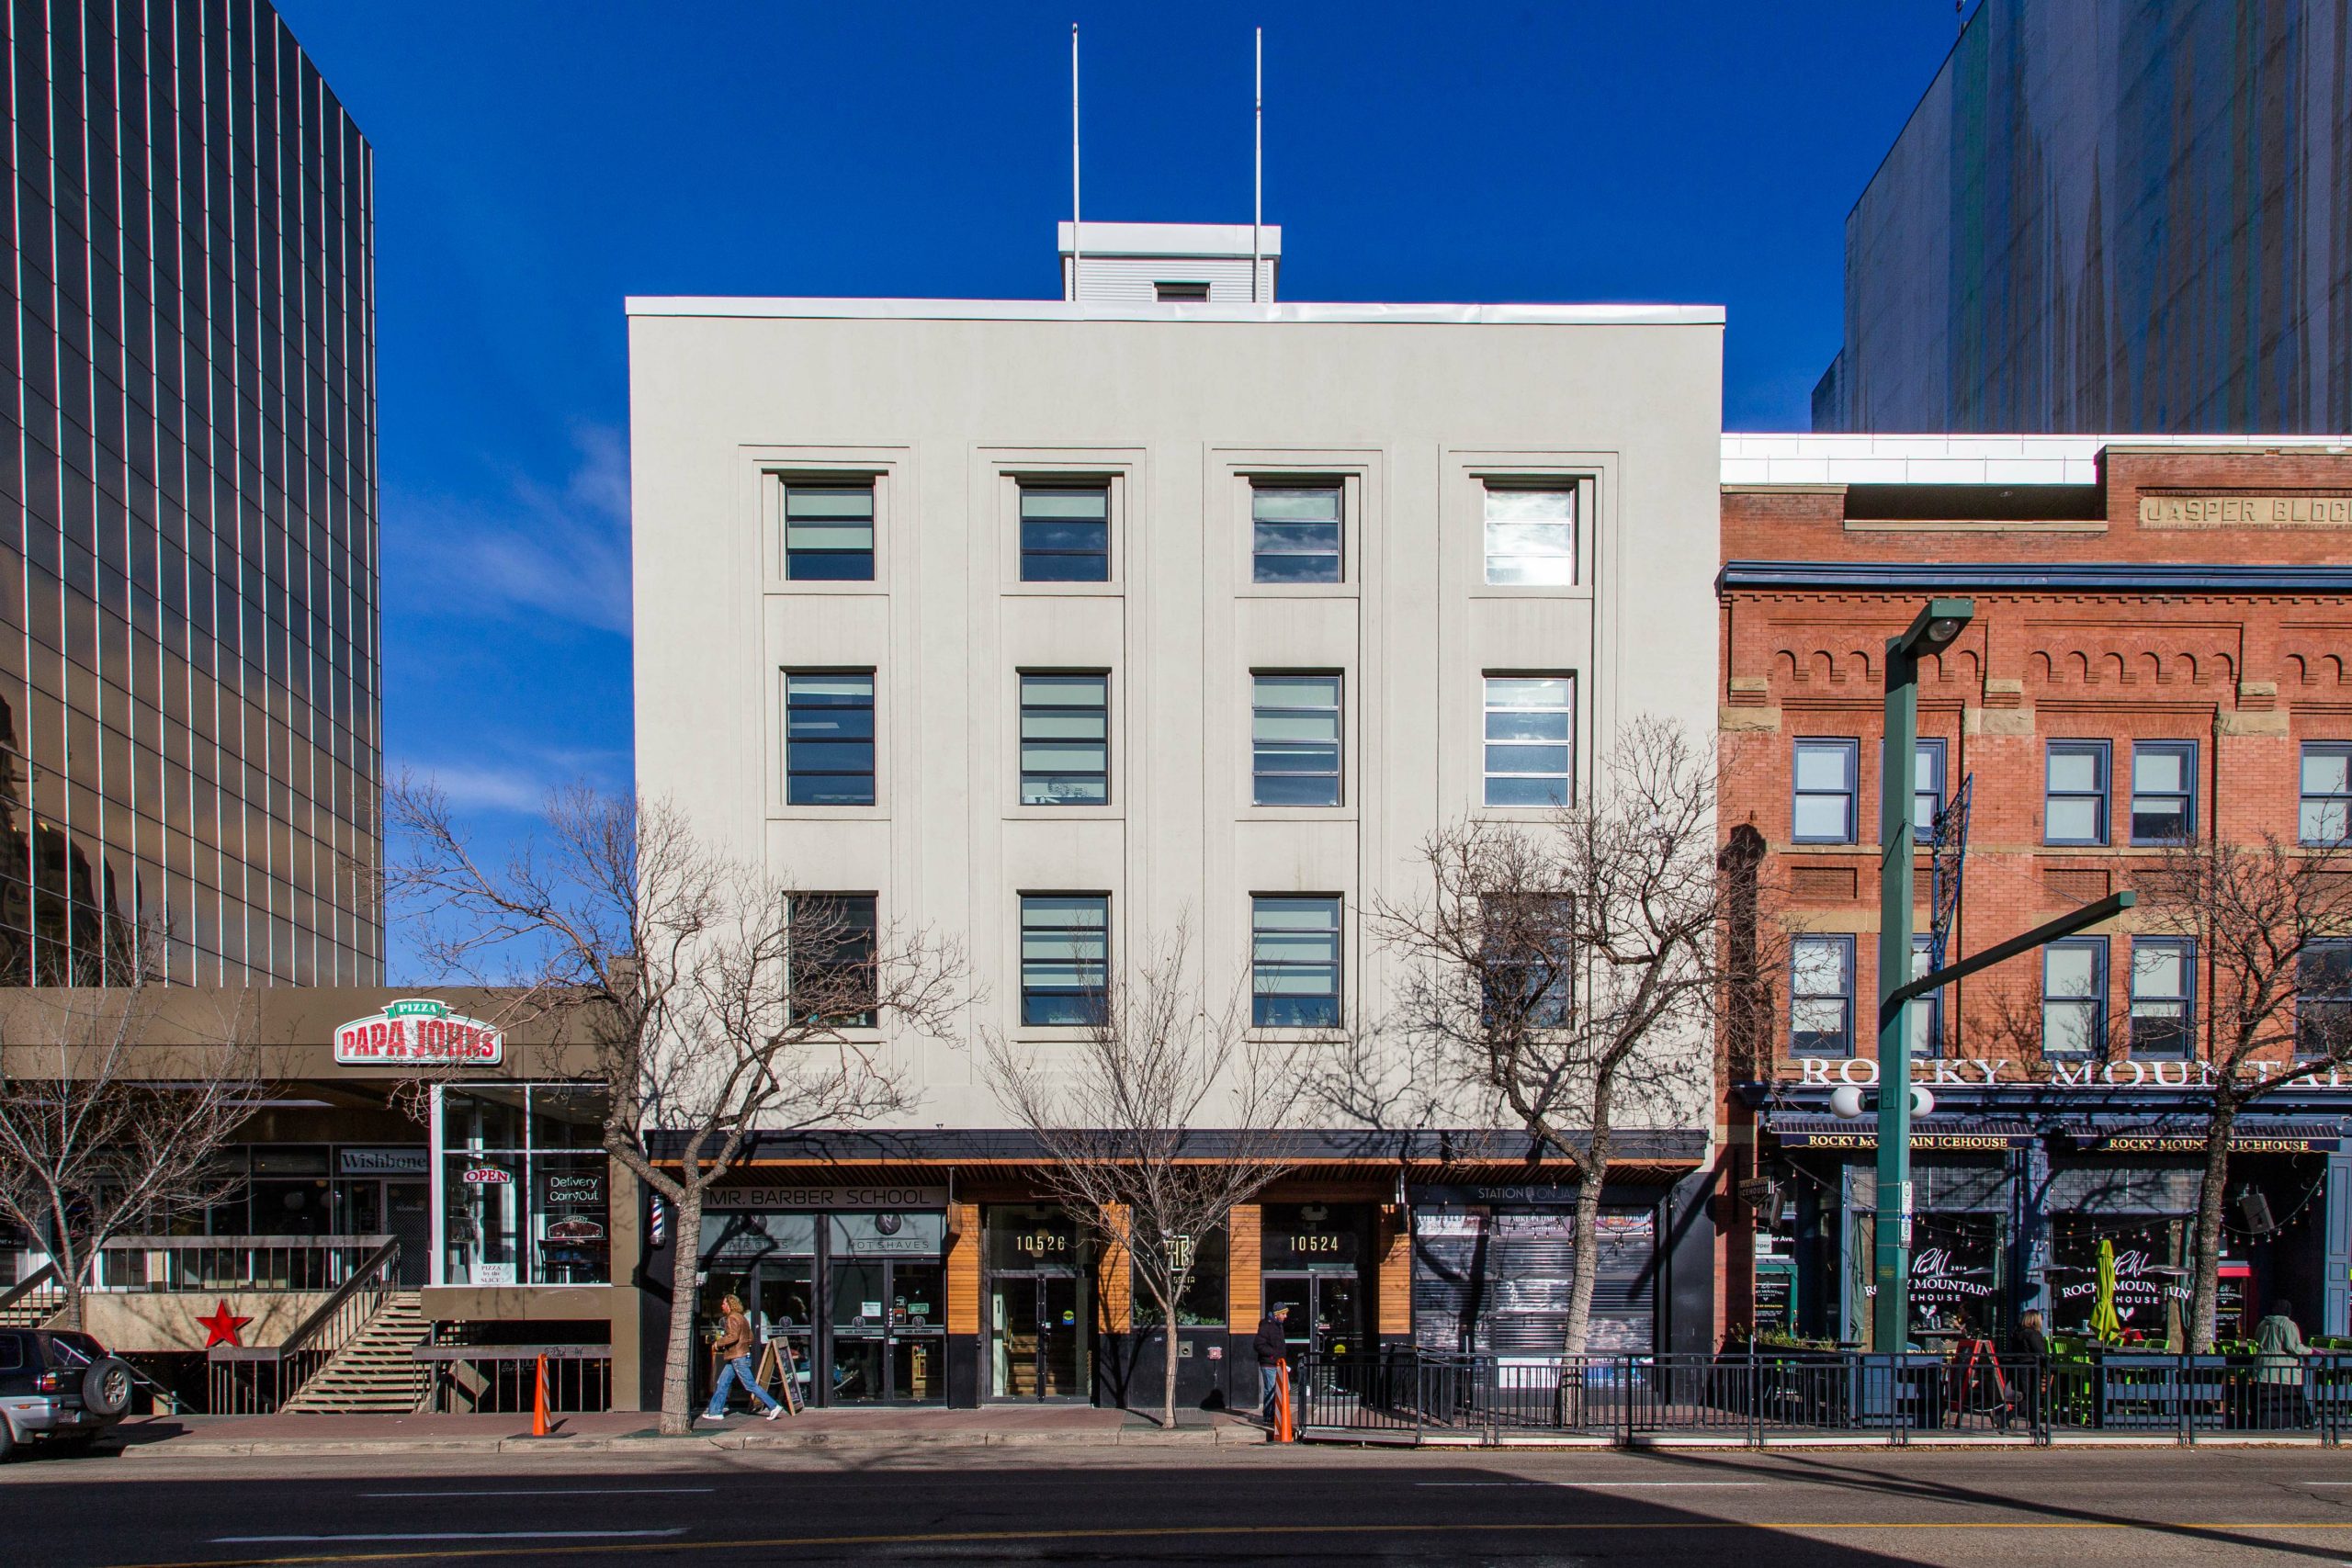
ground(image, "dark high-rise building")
xmin=0 ymin=0 xmax=379 ymax=985
xmin=1814 ymin=0 xmax=2352 ymax=434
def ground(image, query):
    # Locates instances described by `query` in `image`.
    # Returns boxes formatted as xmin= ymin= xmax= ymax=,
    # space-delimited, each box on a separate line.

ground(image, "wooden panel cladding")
xmin=1227 ymin=1203 xmax=1263 ymax=1325
xmin=1376 ymin=1204 xmax=1411 ymax=1337
xmin=945 ymin=1201 xmax=980 ymax=1335
xmin=2042 ymin=867 xmax=2112 ymax=904
xmin=1097 ymin=1204 xmax=1132 ymax=1334
xmin=1790 ymin=863 xmax=1860 ymax=901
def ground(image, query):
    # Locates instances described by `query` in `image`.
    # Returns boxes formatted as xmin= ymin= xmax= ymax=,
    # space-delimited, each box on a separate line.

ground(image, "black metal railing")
xmin=207 ymin=1237 xmax=403 ymax=1415
xmin=97 ymin=1235 xmax=395 ymax=1293
xmin=413 ymin=1345 xmax=612 ymax=1415
xmin=1296 ymin=1348 xmax=2352 ymax=1446
xmin=0 ymin=1262 xmax=63 ymax=1325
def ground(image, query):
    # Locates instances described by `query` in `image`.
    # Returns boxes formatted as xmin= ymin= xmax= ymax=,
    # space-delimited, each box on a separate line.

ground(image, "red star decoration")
xmin=197 ymin=1301 xmax=251 ymax=1348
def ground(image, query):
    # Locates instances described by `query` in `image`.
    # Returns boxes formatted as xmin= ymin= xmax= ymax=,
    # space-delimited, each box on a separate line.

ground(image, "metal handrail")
xmin=106 ymin=1235 xmax=395 ymax=1248
xmin=411 ymin=1344 xmax=611 ymax=1361
xmin=0 ymin=1262 xmax=62 ymax=1316
xmin=274 ymin=1238 xmax=402 ymax=1363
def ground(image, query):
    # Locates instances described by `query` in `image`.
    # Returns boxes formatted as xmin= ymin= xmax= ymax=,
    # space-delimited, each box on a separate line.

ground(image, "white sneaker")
xmin=763 ymin=1406 xmax=782 ymax=1421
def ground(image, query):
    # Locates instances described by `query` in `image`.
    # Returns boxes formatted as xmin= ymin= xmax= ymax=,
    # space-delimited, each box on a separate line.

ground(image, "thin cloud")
xmin=401 ymin=761 xmax=548 ymax=816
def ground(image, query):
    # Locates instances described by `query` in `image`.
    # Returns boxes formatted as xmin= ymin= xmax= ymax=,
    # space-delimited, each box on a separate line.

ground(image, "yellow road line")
xmin=99 ymin=1516 xmax=2352 ymax=1568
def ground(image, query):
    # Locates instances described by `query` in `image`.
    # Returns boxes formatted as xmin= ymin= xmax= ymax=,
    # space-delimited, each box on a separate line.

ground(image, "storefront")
xmin=432 ymin=1084 xmax=615 ymax=1289
xmin=1408 ymin=1183 xmax=1661 ymax=1357
xmin=688 ymin=1179 xmax=951 ymax=1408
xmin=1745 ymin=1084 xmax=2350 ymax=1348
xmin=983 ymin=1204 xmax=1089 ymax=1401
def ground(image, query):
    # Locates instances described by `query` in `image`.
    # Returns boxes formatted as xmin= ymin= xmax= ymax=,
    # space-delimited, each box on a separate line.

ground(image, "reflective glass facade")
xmin=0 ymin=0 xmax=379 ymax=984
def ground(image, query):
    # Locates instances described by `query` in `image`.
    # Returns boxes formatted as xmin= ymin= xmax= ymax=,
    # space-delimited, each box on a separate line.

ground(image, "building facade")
xmin=1716 ymin=434 xmax=2352 ymax=1352
xmin=0 ymin=0 xmax=381 ymax=987
xmin=1814 ymin=0 xmax=2352 ymax=435
xmin=627 ymin=224 xmax=1726 ymax=1408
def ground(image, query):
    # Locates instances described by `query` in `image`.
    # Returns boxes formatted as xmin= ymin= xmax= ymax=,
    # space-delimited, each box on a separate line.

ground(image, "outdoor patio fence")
xmin=1295 ymin=1348 xmax=2352 ymax=1446
xmin=414 ymin=1345 xmax=612 ymax=1415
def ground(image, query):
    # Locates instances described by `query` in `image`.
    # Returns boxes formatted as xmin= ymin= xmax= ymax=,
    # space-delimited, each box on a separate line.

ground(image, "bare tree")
xmin=981 ymin=923 xmax=1306 ymax=1429
xmin=0 ymin=921 xmax=262 ymax=1330
xmin=389 ymin=781 xmax=967 ymax=1435
xmin=1368 ymin=717 xmax=1758 ymax=1359
xmin=2132 ymin=832 xmax=2352 ymax=1350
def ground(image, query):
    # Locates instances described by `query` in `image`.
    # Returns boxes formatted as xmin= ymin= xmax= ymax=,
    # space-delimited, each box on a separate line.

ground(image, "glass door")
xmin=990 ymin=1273 xmax=1091 ymax=1399
xmin=752 ymin=1259 xmax=817 ymax=1405
xmin=826 ymin=1258 xmax=945 ymax=1403
xmin=830 ymin=1259 xmax=889 ymax=1402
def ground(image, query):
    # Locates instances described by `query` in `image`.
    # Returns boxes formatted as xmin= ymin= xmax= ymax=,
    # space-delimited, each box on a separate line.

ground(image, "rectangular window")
xmin=1252 ymin=674 xmax=1341 ymax=806
xmin=1250 ymin=484 xmax=1341 ymax=583
xmin=789 ymin=894 xmax=878 ymax=1028
xmin=1481 ymin=895 xmax=1574 ymax=1029
xmin=1913 ymin=739 xmax=1947 ymax=841
xmin=2130 ymin=938 xmax=2194 ymax=1058
xmin=1792 ymin=739 xmax=1858 ymax=844
xmin=1482 ymin=485 xmax=1576 ymax=586
xmin=1791 ymin=936 xmax=1854 ymax=1057
xmin=786 ymin=672 xmax=876 ymax=806
xmin=784 ymin=482 xmax=875 ymax=581
xmin=2041 ymin=938 xmax=2108 ymax=1055
xmin=435 ymin=1084 xmax=613 ymax=1288
xmin=2130 ymin=740 xmax=2197 ymax=844
xmin=1154 ymin=280 xmax=1210 ymax=302
xmin=2300 ymin=941 xmax=2352 ymax=1058
xmin=1252 ymin=896 xmax=1341 ymax=1028
xmin=1019 ymin=485 xmax=1109 ymax=582
xmin=1908 ymin=937 xmax=1941 ymax=1056
xmin=1483 ymin=676 xmax=1573 ymax=807
xmin=2044 ymin=741 xmax=2110 ymax=846
xmin=2301 ymin=743 xmax=2352 ymax=846
xmin=1019 ymin=895 xmax=1109 ymax=1026
xmin=1132 ymin=1223 xmax=1227 ymax=1326
xmin=1019 ymin=672 xmax=1109 ymax=805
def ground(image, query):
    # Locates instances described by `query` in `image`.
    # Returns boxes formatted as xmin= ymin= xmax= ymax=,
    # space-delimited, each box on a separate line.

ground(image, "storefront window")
xmin=1132 ymin=1224 xmax=1228 ymax=1326
xmin=2049 ymin=1215 xmax=2189 ymax=1344
xmin=435 ymin=1084 xmax=613 ymax=1285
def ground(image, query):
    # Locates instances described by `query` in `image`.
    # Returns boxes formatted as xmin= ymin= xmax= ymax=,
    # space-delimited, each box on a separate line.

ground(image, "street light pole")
xmin=1871 ymin=598 xmax=1973 ymax=1353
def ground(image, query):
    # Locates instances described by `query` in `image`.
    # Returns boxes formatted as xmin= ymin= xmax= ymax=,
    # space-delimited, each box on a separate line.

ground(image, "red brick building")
xmin=1714 ymin=435 xmax=2352 ymax=1351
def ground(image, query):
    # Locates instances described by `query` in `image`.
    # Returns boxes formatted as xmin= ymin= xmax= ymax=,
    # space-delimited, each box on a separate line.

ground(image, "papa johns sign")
xmin=334 ymin=998 xmax=504 ymax=1066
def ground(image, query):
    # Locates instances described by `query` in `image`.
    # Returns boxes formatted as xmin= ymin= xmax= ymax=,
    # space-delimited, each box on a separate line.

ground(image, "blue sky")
xmin=269 ymin=2 xmax=1962 ymax=980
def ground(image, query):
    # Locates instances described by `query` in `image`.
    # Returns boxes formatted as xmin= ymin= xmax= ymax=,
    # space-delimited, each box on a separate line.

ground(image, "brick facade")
xmin=1714 ymin=443 xmax=2352 ymax=1342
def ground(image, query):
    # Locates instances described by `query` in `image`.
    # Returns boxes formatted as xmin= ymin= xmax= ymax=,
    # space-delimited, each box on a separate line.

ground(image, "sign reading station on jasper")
xmin=334 ymin=998 xmax=504 ymax=1066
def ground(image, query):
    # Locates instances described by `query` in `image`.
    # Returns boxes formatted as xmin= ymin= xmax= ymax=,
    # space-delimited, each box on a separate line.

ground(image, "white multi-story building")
xmin=627 ymin=224 xmax=1724 ymax=1408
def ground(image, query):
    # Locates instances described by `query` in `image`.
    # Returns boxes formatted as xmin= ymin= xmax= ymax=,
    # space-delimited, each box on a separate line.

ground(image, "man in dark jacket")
xmin=1254 ymin=1304 xmax=1292 ymax=1422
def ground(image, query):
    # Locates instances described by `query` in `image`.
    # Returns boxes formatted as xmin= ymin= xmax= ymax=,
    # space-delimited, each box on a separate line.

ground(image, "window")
xmin=2301 ymin=743 xmax=2352 ymax=846
xmin=2045 ymin=741 xmax=2110 ymax=846
xmin=789 ymin=894 xmax=878 ymax=1027
xmin=1020 ymin=895 xmax=1109 ymax=1026
xmin=1913 ymin=739 xmax=1947 ymax=841
xmin=1019 ymin=673 xmax=1109 ymax=805
xmin=1154 ymin=280 xmax=1210 ymax=302
xmin=1019 ymin=485 xmax=1109 ymax=582
xmin=1132 ymin=1224 xmax=1227 ymax=1326
xmin=1483 ymin=676 xmax=1573 ymax=807
xmin=2299 ymin=941 xmax=2352 ymax=1058
xmin=1482 ymin=895 xmax=1573 ymax=1029
xmin=784 ymin=482 xmax=875 ymax=581
xmin=1482 ymin=485 xmax=1576 ymax=586
xmin=2041 ymin=939 xmax=2108 ymax=1055
xmin=1792 ymin=739 xmax=1858 ymax=844
xmin=2130 ymin=740 xmax=2197 ymax=844
xmin=1251 ymin=484 xmax=1341 ymax=583
xmin=1908 ymin=937 xmax=1941 ymax=1056
xmin=2130 ymin=938 xmax=2194 ymax=1058
xmin=786 ymin=672 xmax=876 ymax=806
xmin=435 ymin=1084 xmax=613 ymax=1287
xmin=1252 ymin=674 xmax=1341 ymax=806
xmin=1790 ymin=936 xmax=1854 ymax=1057
xmin=1252 ymin=896 xmax=1341 ymax=1028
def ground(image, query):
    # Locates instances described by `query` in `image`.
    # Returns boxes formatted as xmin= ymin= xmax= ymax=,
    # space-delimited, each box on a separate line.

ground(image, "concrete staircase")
xmin=280 ymin=1292 xmax=429 ymax=1414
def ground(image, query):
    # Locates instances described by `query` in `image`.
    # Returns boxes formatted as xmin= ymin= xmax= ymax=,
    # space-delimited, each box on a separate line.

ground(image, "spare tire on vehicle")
xmin=79 ymin=1358 xmax=133 ymax=1419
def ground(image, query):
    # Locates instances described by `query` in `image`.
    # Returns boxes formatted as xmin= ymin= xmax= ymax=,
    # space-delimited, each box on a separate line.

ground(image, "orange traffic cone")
xmin=530 ymin=1352 xmax=551 ymax=1437
xmin=1274 ymin=1361 xmax=1295 ymax=1443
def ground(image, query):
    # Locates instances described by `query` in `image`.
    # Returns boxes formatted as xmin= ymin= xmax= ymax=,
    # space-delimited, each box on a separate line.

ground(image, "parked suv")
xmin=0 ymin=1329 xmax=133 ymax=1458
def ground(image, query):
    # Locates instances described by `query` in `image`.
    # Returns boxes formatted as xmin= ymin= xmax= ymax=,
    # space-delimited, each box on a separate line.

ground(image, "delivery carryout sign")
xmin=334 ymin=998 xmax=504 ymax=1066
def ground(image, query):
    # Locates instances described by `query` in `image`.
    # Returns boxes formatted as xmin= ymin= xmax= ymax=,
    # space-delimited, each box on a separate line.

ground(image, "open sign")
xmin=462 ymin=1166 xmax=512 ymax=1185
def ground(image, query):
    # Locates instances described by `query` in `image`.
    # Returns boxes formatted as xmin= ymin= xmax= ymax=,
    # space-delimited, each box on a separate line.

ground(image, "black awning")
xmin=2062 ymin=1121 xmax=2343 ymax=1155
xmin=1765 ymin=1113 xmax=2037 ymax=1152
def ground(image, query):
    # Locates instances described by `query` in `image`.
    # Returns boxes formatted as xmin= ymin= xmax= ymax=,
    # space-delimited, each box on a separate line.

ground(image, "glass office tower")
xmin=0 ymin=0 xmax=379 ymax=984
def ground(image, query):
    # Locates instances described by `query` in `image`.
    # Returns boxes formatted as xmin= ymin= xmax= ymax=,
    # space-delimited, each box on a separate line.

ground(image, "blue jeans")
xmin=1261 ymin=1362 xmax=1284 ymax=1420
xmin=705 ymin=1353 xmax=781 ymax=1416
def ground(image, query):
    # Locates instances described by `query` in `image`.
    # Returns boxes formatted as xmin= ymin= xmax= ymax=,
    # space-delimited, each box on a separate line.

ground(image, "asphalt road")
xmin=6 ymin=1443 xmax=2352 ymax=1566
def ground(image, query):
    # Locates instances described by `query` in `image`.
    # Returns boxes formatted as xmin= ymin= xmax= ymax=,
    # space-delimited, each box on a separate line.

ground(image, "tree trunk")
xmin=2188 ymin=1096 xmax=2237 ymax=1353
xmin=660 ymin=1186 xmax=704 ymax=1435
xmin=1161 ymin=1320 xmax=1179 ymax=1430
xmin=1562 ymin=1125 xmax=1614 ymax=1362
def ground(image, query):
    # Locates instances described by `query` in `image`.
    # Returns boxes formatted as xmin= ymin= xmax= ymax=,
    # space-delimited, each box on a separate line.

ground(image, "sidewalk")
xmin=107 ymin=1405 xmax=1271 ymax=1457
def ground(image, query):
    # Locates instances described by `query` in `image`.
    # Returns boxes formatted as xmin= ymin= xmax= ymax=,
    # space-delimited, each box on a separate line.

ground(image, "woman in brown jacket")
xmin=699 ymin=1293 xmax=783 ymax=1421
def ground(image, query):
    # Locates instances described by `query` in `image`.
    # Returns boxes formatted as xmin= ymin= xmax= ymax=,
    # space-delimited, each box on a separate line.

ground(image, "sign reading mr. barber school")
xmin=334 ymin=998 xmax=505 ymax=1066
